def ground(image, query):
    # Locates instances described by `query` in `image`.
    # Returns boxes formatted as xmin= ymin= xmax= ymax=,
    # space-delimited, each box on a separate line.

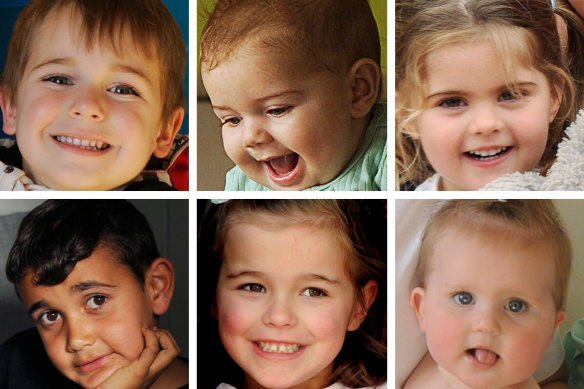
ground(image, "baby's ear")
xmin=410 ymin=287 xmax=427 ymax=332
xmin=153 ymin=107 xmax=185 ymax=158
xmin=348 ymin=58 xmax=381 ymax=119
xmin=0 ymin=88 xmax=17 ymax=135
xmin=146 ymin=257 xmax=176 ymax=316
xmin=348 ymin=280 xmax=378 ymax=331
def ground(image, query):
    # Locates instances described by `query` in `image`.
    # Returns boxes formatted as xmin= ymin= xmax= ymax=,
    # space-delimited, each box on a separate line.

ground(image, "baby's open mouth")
xmin=467 ymin=348 xmax=499 ymax=365
xmin=54 ymin=135 xmax=111 ymax=151
xmin=267 ymin=153 xmax=299 ymax=176
xmin=257 ymin=341 xmax=301 ymax=354
xmin=465 ymin=147 xmax=510 ymax=161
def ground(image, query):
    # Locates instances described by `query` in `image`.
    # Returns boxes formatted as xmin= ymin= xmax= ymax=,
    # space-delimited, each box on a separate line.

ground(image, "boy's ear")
xmin=153 ymin=107 xmax=185 ymax=158
xmin=0 ymin=88 xmax=17 ymax=135
xmin=348 ymin=58 xmax=381 ymax=119
xmin=348 ymin=280 xmax=378 ymax=331
xmin=146 ymin=257 xmax=176 ymax=316
xmin=410 ymin=287 xmax=427 ymax=332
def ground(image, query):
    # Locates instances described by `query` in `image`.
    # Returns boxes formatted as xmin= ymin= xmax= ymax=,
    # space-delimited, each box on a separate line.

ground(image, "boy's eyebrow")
xmin=27 ymin=300 xmax=49 ymax=318
xmin=71 ymin=280 xmax=117 ymax=292
xmin=30 ymin=58 xmax=152 ymax=85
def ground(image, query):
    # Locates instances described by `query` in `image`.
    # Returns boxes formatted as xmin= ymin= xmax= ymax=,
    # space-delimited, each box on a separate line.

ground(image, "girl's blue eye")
xmin=439 ymin=98 xmax=464 ymax=109
xmin=39 ymin=310 xmax=61 ymax=326
xmin=109 ymin=85 xmax=138 ymax=96
xmin=301 ymin=288 xmax=326 ymax=297
xmin=242 ymin=283 xmax=265 ymax=293
xmin=87 ymin=295 xmax=108 ymax=309
xmin=43 ymin=75 xmax=72 ymax=85
xmin=454 ymin=292 xmax=474 ymax=305
xmin=506 ymin=300 xmax=526 ymax=313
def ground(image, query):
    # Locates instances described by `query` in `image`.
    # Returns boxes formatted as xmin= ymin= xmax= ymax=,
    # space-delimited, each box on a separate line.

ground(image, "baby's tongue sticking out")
xmin=268 ymin=153 xmax=299 ymax=175
xmin=474 ymin=349 xmax=498 ymax=365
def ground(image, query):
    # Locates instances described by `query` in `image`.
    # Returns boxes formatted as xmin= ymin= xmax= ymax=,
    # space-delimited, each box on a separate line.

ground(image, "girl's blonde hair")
xmin=396 ymin=0 xmax=576 ymax=189
xmin=198 ymin=200 xmax=387 ymax=388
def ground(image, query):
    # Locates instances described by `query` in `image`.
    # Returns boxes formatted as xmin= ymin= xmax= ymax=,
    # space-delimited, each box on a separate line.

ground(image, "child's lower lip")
xmin=77 ymin=354 xmax=112 ymax=373
xmin=264 ymin=155 xmax=304 ymax=186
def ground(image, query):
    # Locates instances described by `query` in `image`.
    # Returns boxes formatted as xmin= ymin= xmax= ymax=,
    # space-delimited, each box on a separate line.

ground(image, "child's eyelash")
xmin=42 ymin=75 xmax=73 ymax=85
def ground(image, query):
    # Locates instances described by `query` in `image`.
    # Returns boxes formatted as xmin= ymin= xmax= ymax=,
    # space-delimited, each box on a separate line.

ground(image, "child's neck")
xmin=438 ymin=365 xmax=540 ymax=389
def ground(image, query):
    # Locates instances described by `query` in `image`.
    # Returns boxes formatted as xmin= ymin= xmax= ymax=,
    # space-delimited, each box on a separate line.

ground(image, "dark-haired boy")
xmin=2 ymin=200 xmax=188 ymax=388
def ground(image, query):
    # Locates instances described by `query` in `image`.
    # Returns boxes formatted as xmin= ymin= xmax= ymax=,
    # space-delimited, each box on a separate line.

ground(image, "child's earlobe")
xmin=153 ymin=107 xmax=185 ymax=158
xmin=0 ymin=89 xmax=17 ymax=136
xmin=348 ymin=58 xmax=381 ymax=119
xmin=147 ymin=257 xmax=176 ymax=316
xmin=410 ymin=287 xmax=427 ymax=332
xmin=348 ymin=280 xmax=378 ymax=331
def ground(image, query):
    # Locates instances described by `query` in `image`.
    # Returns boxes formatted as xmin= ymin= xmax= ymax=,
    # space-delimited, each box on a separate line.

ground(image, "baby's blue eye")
xmin=242 ymin=283 xmax=265 ymax=293
xmin=43 ymin=75 xmax=73 ymax=85
xmin=222 ymin=117 xmax=242 ymax=126
xmin=454 ymin=292 xmax=473 ymax=305
xmin=506 ymin=300 xmax=526 ymax=313
xmin=109 ymin=85 xmax=138 ymax=96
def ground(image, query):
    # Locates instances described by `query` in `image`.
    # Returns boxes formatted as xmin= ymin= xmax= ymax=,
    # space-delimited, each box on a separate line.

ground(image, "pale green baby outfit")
xmin=224 ymin=102 xmax=387 ymax=191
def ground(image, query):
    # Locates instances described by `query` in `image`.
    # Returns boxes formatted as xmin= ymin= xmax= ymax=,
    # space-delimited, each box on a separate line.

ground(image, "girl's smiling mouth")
xmin=257 ymin=341 xmax=302 ymax=354
xmin=465 ymin=146 xmax=511 ymax=161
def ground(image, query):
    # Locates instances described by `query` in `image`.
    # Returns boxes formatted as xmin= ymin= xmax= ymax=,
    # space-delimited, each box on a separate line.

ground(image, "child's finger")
xmin=147 ymin=328 xmax=181 ymax=377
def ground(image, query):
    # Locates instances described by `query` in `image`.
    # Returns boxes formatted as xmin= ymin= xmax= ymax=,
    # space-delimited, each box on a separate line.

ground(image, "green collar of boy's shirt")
xmin=224 ymin=102 xmax=387 ymax=191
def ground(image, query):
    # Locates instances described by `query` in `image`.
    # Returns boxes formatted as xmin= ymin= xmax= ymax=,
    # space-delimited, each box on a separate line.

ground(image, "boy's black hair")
xmin=6 ymin=200 xmax=159 ymax=287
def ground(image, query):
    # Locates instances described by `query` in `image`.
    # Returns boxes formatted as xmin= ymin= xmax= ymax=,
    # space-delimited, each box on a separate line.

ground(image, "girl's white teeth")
xmin=468 ymin=147 xmax=507 ymax=160
xmin=258 ymin=342 xmax=300 ymax=353
xmin=56 ymin=136 xmax=108 ymax=150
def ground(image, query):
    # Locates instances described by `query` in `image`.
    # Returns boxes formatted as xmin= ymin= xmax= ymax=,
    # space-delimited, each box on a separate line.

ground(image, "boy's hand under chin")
xmin=95 ymin=327 xmax=181 ymax=389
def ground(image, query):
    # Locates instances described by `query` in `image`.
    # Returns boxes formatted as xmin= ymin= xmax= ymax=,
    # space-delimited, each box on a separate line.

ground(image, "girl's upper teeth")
xmin=470 ymin=147 xmax=506 ymax=157
xmin=258 ymin=341 xmax=300 ymax=354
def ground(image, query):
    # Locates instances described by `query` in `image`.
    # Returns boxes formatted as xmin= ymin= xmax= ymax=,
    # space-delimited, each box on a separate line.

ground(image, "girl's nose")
xmin=262 ymin=296 xmax=297 ymax=328
xmin=241 ymin=120 xmax=273 ymax=148
xmin=468 ymin=104 xmax=504 ymax=135
xmin=66 ymin=317 xmax=96 ymax=352
xmin=69 ymin=87 xmax=105 ymax=122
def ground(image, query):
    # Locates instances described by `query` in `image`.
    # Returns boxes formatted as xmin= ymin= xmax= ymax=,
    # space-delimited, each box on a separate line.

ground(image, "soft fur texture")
xmin=482 ymin=110 xmax=584 ymax=191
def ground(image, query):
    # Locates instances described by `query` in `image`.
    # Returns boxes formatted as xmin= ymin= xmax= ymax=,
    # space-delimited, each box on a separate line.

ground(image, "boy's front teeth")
xmin=56 ymin=136 xmax=108 ymax=150
xmin=258 ymin=341 xmax=300 ymax=353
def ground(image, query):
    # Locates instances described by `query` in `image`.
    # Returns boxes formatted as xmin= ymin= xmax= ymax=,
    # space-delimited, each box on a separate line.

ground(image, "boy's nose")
xmin=262 ymin=296 xmax=297 ymax=328
xmin=241 ymin=121 xmax=273 ymax=148
xmin=65 ymin=318 xmax=96 ymax=352
xmin=468 ymin=104 xmax=504 ymax=135
xmin=69 ymin=88 xmax=105 ymax=122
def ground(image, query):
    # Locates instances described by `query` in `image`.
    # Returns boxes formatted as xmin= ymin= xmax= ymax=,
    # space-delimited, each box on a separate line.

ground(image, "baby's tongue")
xmin=474 ymin=349 xmax=497 ymax=365
xmin=269 ymin=153 xmax=298 ymax=175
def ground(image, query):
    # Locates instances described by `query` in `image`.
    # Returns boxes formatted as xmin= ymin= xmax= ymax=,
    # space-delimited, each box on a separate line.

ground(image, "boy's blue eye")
xmin=241 ymin=283 xmax=265 ymax=293
xmin=86 ymin=295 xmax=108 ymax=309
xmin=43 ymin=75 xmax=73 ymax=85
xmin=454 ymin=292 xmax=474 ymax=305
xmin=109 ymin=85 xmax=138 ymax=96
xmin=39 ymin=310 xmax=61 ymax=326
xmin=506 ymin=299 xmax=527 ymax=313
xmin=301 ymin=288 xmax=326 ymax=297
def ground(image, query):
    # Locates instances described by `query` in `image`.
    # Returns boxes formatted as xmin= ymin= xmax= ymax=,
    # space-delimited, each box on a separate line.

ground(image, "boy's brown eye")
xmin=87 ymin=295 xmax=108 ymax=309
